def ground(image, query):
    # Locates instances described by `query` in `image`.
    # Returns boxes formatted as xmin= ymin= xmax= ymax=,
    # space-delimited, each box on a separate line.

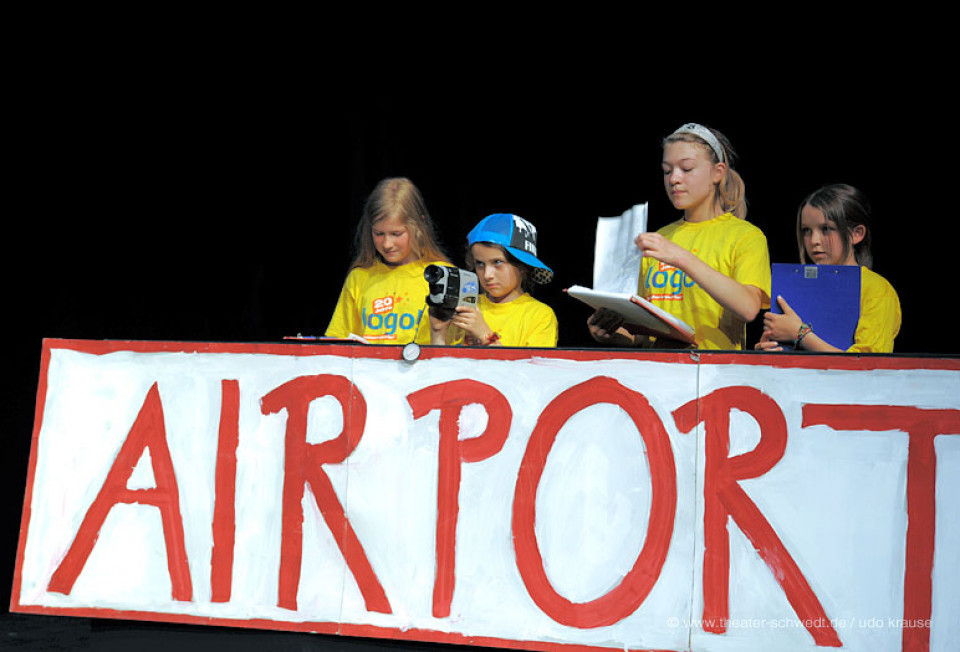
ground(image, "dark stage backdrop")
xmin=4 ymin=61 xmax=956 ymax=650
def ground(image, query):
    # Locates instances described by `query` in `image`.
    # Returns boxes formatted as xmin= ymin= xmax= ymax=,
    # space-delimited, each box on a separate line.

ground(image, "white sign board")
xmin=11 ymin=340 xmax=960 ymax=652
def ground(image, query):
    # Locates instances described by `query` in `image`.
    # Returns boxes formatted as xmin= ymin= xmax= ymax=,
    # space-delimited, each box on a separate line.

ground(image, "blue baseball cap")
xmin=467 ymin=213 xmax=553 ymax=284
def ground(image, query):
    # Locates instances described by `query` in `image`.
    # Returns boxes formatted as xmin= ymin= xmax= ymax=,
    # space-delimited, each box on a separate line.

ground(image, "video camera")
xmin=424 ymin=264 xmax=479 ymax=319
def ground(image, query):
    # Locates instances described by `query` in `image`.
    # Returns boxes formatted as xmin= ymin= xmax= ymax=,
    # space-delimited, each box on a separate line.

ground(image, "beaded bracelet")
xmin=795 ymin=323 xmax=812 ymax=349
xmin=486 ymin=331 xmax=501 ymax=345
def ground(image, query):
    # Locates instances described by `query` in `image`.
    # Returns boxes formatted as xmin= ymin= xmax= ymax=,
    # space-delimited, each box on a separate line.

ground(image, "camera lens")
xmin=424 ymin=265 xmax=444 ymax=283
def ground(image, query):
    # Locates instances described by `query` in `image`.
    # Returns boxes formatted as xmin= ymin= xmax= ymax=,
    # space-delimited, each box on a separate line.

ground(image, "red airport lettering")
xmin=513 ymin=376 xmax=676 ymax=629
xmin=45 ymin=374 xmax=960 ymax=650
xmin=261 ymin=374 xmax=391 ymax=614
xmin=406 ymin=379 xmax=512 ymax=619
xmin=47 ymin=384 xmax=193 ymax=601
xmin=673 ymin=387 xmax=840 ymax=647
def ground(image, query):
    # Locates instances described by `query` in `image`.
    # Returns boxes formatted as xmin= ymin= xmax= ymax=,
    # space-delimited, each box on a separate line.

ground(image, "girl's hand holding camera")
xmin=452 ymin=305 xmax=499 ymax=346
xmin=428 ymin=305 xmax=498 ymax=346
xmin=428 ymin=307 xmax=454 ymax=345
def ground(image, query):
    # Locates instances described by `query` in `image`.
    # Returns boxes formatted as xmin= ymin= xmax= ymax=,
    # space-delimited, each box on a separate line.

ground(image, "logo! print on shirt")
xmin=362 ymin=294 xmax=423 ymax=340
xmin=645 ymin=262 xmax=696 ymax=301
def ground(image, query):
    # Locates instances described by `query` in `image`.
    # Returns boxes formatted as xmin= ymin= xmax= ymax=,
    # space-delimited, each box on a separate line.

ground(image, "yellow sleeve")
xmin=848 ymin=269 xmax=901 ymax=353
xmin=505 ymin=298 xmax=558 ymax=348
xmin=518 ymin=304 xmax=558 ymax=347
xmin=733 ymin=226 xmax=772 ymax=309
xmin=325 ymin=269 xmax=364 ymax=339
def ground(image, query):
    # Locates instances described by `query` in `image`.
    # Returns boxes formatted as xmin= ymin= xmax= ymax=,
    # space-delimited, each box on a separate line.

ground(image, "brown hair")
xmin=663 ymin=125 xmax=748 ymax=219
xmin=349 ymin=177 xmax=449 ymax=269
xmin=465 ymin=243 xmax=535 ymax=294
xmin=796 ymin=183 xmax=874 ymax=268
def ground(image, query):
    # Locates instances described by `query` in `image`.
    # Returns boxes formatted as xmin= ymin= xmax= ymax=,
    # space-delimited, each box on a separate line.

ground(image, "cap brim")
xmin=505 ymin=246 xmax=553 ymax=284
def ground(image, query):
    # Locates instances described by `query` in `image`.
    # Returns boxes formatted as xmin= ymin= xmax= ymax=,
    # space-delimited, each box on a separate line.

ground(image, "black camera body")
xmin=424 ymin=264 xmax=480 ymax=318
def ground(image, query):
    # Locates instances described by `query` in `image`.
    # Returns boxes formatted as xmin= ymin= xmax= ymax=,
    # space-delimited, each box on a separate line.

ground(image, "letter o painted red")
xmin=512 ymin=376 xmax=677 ymax=628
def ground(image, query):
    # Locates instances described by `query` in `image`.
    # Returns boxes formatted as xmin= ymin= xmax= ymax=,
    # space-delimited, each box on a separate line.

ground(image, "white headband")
xmin=672 ymin=123 xmax=725 ymax=163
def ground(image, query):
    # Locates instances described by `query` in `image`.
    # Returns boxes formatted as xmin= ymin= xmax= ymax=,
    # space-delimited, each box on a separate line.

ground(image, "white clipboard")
xmin=567 ymin=285 xmax=696 ymax=345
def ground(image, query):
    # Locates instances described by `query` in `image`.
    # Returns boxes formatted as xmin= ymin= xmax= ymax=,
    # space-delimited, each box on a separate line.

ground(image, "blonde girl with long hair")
xmin=326 ymin=177 xmax=450 ymax=344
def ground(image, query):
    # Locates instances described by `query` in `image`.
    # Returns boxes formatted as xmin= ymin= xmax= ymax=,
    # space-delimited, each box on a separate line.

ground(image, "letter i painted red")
xmin=211 ymin=379 xmax=240 ymax=603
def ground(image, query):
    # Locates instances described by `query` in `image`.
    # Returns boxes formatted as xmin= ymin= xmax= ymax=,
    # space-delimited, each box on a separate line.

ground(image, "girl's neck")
xmin=684 ymin=199 xmax=723 ymax=223
xmin=485 ymin=288 xmax=524 ymax=304
xmin=379 ymin=255 xmax=418 ymax=267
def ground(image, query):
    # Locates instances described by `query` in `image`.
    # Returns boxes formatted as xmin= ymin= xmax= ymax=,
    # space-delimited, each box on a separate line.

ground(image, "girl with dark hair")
xmin=757 ymin=184 xmax=901 ymax=352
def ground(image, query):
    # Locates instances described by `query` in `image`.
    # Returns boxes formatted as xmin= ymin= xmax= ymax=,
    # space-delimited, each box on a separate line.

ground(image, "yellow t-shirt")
xmin=450 ymin=293 xmax=558 ymax=347
xmin=325 ymin=259 xmax=441 ymax=345
xmin=849 ymin=267 xmax=901 ymax=353
xmin=639 ymin=213 xmax=771 ymax=350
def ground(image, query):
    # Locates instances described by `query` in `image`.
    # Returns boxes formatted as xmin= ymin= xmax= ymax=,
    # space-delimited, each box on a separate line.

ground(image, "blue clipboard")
xmin=771 ymin=264 xmax=861 ymax=350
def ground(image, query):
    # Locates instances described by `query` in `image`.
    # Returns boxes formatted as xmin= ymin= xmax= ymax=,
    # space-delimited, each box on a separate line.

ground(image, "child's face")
xmin=471 ymin=243 xmax=522 ymax=304
xmin=800 ymin=205 xmax=859 ymax=266
xmin=373 ymin=213 xmax=416 ymax=266
xmin=661 ymin=141 xmax=725 ymax=220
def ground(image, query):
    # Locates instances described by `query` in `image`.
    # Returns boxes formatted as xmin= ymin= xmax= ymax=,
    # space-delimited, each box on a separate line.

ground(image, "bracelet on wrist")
xmin=794 ymin=323 xmax=812 ymax=349
xmin=486 ymin=331 xmax=501 ymax=346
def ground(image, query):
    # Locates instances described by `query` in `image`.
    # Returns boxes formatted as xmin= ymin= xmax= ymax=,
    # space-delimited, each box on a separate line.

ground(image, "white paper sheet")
xmin=593 ymin=203 xmax=647 ymax=293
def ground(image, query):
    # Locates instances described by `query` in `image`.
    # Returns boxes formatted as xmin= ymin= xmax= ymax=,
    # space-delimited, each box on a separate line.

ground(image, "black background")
xmin=4 ymin=24 xmax=957 ymax=651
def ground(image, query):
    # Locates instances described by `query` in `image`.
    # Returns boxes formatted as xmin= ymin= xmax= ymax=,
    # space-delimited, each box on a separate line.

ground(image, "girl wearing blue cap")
xmin=588 ymin=123 xmax=771 ymax=350
xmin=430 ymin=213 xmax=558 ymax=347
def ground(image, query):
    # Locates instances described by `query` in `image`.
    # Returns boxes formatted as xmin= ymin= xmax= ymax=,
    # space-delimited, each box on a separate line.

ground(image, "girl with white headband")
xmin=588 ymin=123 xmax=771 ymax=349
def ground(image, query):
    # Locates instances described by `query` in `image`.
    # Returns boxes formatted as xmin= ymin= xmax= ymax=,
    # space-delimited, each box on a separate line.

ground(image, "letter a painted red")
xmin=47 ymin=383 xmax=192 ymax=601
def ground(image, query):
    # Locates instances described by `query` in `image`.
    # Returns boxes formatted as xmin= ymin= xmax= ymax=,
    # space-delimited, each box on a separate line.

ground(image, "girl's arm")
xmin=636 ymin=232 xmax=764 ymax=323
xmin=325 ymin=274 xmax=362 ymax=338
xmin=520 ymin=308 xmax=559 ymax=347
xmin=754 ymin=329 xmax=784 ymax=351
xmin=769 ymin=273 xmax=900 ymax=353
xmin=451 ymin=305 xmax=502 ymax=346
xmin=587 ymin=308 xmax=666 ymax=347
xmin=762 ymin=296 xmax=843 ymax=352
xmin=587 ymin=308 xmax=639 ymax=347
xmin=428 ymin=308 xmax=452 ymax=345
xmin=847 ymin=274 xmax=900 ymax=353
